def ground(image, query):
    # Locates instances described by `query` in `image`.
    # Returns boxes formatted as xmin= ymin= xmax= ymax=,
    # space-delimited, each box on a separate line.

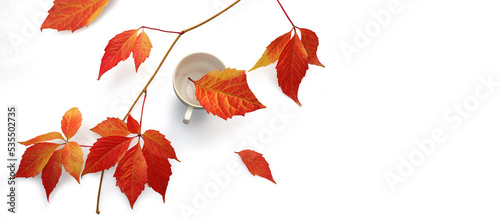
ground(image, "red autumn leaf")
xmin=133 ymin=30 xmax=153 ymax=72
xmin=98 ymin=29 xmax=153 ymax=80
xmin=190 ymin=68 xmax=266 ymax=120
xmin=236 ymin=149 xmax=276 ymax=184
xmin=16 ymin=142 xmax=60 ymax=178
xmin=18 ymin=131 xmax=64 ymax=146
xmin=276 ymin=32 xmax=309 ymax=106
xmin=17 ymin=107 xmax=85 ymax=201
xmin=298 ymin=28 xmax=324 ymax=67
xmin=99 ymin=29 xmax=138 ymax=79
xmin=114 ymin=143 xmax=148 ymax=208
xmin=90 ymin=117 xmax=131 ymax=137
xmin=84 ymin=115 xmax=177 ymax=207
xmin=126 ymin=114 xmax=141 ymax=134
xmin=41 ymin=0 xmax=110 ymax=32
xmin=249 ymin=30 xmax=292 ymax=71
xmin=42 ymin=149 xmax=63 ymax=201
xmin=142 ymin=142 xmax=172 ymax=202
xmin=82 ymin=136 xmax=133 ymax=176
xmin=61 ymin=107 xmax=82 ymax=140
xmin=142 ymin=130 xmax=178 ymax=161
xmin=250 ymin=28 xmax=324 ymax=106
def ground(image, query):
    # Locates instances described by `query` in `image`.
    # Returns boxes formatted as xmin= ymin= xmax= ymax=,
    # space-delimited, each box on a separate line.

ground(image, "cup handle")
xmin=183 ymin=105 xmax=194 ymax=124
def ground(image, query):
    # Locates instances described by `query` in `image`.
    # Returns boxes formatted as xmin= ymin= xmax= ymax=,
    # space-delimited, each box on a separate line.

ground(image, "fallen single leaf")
xmin=236 ymin=149 xmax=276 ymax=184
xmin=276 ymin=32 xmax=309 ymax=106
xmin=41 ymin=0 xmax=110 ymax=32
xmin=190 ymin=68 xmax=266 ymax=120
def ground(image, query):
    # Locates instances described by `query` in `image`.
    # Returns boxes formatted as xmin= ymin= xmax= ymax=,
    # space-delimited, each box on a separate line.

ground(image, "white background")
xmin=2 ymin=0 xmax=500 ymax=220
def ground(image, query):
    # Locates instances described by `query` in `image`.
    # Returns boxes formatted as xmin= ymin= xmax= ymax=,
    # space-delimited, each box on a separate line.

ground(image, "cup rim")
xmin=173 ymin=52 xmax=225 ymax=109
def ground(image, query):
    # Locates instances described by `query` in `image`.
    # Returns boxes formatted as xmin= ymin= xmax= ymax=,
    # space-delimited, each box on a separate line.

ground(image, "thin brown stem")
xmin=277 ymin=0 xmax=295 ymax=28
xmin=139 ymin=91 xmax=147 ymax=128
xmin=95 ymin=170 xmax=104 ymax=214
xmin=182 ymin=0 xmax=241 ymax=33
xmin=94 ymin=0 xmax=241 ymax=214
xmin=140 ymin=26 xmax=182 ymax=34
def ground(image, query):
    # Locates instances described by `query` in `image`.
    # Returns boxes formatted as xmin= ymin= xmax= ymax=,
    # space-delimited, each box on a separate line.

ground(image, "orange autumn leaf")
xmin=249 ymin=30 xmax=292 ymax=71
xmin=98 ymin=29 xmax=153 ymax=80
xmin=61 ymin=107 xmax=82 ymax=140
xmin=236 ymin=149 xmax=276 ymax=184
xmin=17 ymin=107 xmax=85 ymax=201
xmin=61 ymin=142 xmax=84 ymax=183
xmin=41 ymin=0 xmax=110 ymax=32
xmin=190 ymin=68 xmax=266 ymax=120
xmin=16 ymin=142 xmax=60 ymax=178
xmin=18 ymin=131 xmax=64 ymax=146
xmin=276 ymin=32 xmax=309 ymax=106
xmin=84 ymin=115 xmax=177 ymax=207
xmin=133 ymin=30 xmax=153 ymax=72
xmin=90 ymin=117 xmax=131 ymax=137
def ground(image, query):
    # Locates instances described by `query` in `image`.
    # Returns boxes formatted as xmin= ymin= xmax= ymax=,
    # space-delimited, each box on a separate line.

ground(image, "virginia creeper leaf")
xmin=91 ymin=117 xmax=131 ymax=137
xmin=18 ymin=132 xmax=64 ymax=146
xmin=61 ymin=107 xmax=82 ymax=140
xmin=98 ymin=29 xmax=153 ymax=79
xmin=42 ymin=149 xmax=63 ymax=201
xmin=298 ymin=28 xmax=324 ymax=67
xmin=276 ymin=33 xmax=309 ymax=106
xmin=82 ymin=136 xmax=133 ymax=176
xmin=236 ymin=149 xmax=276 ymax=184
xmin=143 ymin=141 xmax=172 ymax=202
xmin=126 ymin=114 xmax=141 ymax=135
xmin=99 ymin=29 xmax=139 ymax=80
xmin=85 ymin=115 xmax=177 ymax=207
xmin=114 ymin=143 xmax=148 ymax=208
xmin=249 ymin=31 xmax=292 ymax=71
xmin=142 ymin=130 xmax=178 ymax=161
xmin=190 ymin=68 xmax=266 ymax=120
xmin=16 ymin=142 xmax=60 ymax=178
xmin=61 ymin=142 xmax=83 ymax=183
xmin=41 ymin=0 xmax=110 ymax=32
xmin=133 ymin=30 xmax=153 ymax=72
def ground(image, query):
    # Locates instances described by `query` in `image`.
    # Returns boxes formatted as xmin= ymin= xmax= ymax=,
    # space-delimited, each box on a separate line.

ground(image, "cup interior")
xmin=173 ymin=53 xmax=225 ymax=108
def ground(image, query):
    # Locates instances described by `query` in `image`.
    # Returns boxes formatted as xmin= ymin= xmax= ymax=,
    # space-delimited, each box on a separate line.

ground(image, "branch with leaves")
xmin=17 ymin=0 xmax=324 ymax=214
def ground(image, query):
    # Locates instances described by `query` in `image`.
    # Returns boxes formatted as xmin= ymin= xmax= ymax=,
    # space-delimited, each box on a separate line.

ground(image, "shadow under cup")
xmin=173 ymin=53 xmax=225 ymax=124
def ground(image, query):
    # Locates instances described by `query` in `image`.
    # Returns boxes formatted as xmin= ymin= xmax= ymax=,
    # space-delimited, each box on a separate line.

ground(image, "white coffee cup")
xmin=173 ymin=53 xmax=225 ymax=124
